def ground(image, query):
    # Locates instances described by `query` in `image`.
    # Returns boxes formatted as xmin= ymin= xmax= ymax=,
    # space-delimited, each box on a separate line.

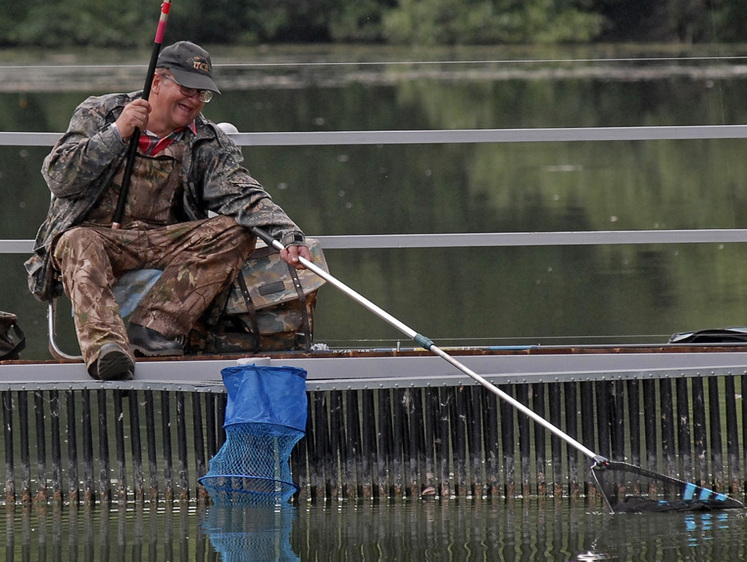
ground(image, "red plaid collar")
xmin=138 ymin=121 xmax=197 ymax=156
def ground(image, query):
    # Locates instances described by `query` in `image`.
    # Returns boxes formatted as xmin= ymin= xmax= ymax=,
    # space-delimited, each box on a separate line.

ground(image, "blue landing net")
xmin=199 ymin=365 xmax=307 ymax=505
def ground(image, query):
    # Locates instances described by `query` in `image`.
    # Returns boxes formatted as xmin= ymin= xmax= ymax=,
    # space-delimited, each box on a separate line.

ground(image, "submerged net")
xmin=591 ymin=459 xmax=744 ymax=513
xmin=199 ymin=364 xmax=308 ymax=506
xmin=199 ymin=423 xmax=304 ymax=505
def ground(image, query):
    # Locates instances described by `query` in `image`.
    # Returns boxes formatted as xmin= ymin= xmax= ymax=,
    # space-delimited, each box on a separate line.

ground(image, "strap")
xmin=0 ymin=321 xmax=26 ymax=360
xmin=286 ymin=263 xmax=312 ymax=351
xmin=235 ymin=272 xmax=261 ymax=352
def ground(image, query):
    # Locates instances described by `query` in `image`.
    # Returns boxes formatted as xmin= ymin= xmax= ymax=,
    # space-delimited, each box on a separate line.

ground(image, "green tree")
xmin=382 ymin=0 xmax=606 ymax=45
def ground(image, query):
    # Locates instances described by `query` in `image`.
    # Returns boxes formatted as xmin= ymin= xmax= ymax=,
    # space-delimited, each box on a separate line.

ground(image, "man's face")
xmin=151 ymin=73 xmax=205 ymax=131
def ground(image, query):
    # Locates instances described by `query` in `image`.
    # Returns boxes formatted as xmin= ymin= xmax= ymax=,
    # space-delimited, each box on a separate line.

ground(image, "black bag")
xmin=669 ymin=327 xmax=747 ymax=344
xmin=188 ymin=238 xmax=328 ymax=354
xmin=0 ymin=311 xmax=26 ymax=360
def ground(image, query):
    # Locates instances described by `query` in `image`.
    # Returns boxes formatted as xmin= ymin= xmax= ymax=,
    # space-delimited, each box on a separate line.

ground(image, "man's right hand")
xmin=115 ymin=99 xmax=151 ymax=140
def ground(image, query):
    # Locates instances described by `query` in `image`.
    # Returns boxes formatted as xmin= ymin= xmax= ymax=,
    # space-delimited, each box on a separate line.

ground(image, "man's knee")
xmin=53 ymin=226 xmax=104 ymax=266
xmin=201 ymin=216 xmax=255 ymax=256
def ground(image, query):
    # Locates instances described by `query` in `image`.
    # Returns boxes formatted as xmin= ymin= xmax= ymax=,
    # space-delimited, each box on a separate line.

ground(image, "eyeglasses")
xmin=159 ymin=74 xmax=214 ymax=103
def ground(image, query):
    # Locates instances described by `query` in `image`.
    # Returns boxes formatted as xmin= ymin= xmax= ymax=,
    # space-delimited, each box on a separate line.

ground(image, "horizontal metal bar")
xmin=313 ymin=229 xmax=747 ymax=249
xmin=3 ymin=350 xmax=747 ymax=391
xmin=229 ymin=125 xmax=747 ymax=146
xmin=0 ymin=239 xmax=35 ymax=253
xmin=0 ymin=132 xmax=62 ymax=146
xmin=5 ymin=229 xmax=747 ymax=255
xmin=3 ymin=125 xmax=747 ymax=147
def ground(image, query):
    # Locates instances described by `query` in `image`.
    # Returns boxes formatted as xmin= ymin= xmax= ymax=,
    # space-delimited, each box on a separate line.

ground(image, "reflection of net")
xmin=591 ymin=460 xmax=744 ymax=513
xmin=200 ymin=423 xmax=304 ymax=505
xmin=203 ymin=505 xmax=299 ymax=562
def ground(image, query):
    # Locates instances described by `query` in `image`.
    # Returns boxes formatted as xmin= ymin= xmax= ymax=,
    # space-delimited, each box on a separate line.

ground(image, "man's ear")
xmin=151 ymin=73 xmax=163 ymax=95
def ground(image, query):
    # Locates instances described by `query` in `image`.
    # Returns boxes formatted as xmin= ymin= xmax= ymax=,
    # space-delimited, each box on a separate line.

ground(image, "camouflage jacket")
xmin=25 ymin=91 xmax=306 ymax=302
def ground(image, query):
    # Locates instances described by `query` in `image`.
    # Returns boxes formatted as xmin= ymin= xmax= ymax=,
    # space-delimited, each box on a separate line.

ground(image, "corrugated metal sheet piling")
xmin=1 ymin=375 xmax=745 ymax=505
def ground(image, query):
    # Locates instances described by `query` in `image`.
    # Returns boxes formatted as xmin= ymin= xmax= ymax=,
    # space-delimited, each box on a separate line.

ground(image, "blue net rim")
xmin=198 ymin=475 xmax=300 ymax=494
xmin=221 ymin=422 xmax=306 ymax=434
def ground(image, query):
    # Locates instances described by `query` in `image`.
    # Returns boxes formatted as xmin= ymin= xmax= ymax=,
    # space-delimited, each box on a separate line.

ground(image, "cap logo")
xmin=190 ymin=56 xmax=210 ymax=73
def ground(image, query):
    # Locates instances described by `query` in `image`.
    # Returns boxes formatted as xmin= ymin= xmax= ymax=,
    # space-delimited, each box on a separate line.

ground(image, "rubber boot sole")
xmin=95 ymin=343 xmax=135 ymax=381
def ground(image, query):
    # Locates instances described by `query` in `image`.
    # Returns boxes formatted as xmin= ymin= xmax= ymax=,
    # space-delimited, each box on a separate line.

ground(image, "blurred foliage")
xmin=0 ymin=0 xmax=745 ymax=47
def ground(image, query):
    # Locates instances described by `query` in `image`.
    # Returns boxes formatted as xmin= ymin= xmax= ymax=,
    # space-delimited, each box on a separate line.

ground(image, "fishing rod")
xmin=112 ymin=0 xmax=173 ymax=229
xmin=252 ymin=226 xmax=744 ymax=513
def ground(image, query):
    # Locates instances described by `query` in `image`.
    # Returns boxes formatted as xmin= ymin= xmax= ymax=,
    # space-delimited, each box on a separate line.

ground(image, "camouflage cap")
xmin=157 ymin=41 xmax=220 ymax=94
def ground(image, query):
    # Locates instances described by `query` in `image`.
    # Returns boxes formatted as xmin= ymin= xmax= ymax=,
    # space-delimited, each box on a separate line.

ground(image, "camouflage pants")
xmin=52 ymin=216 xmax=255 ymax=367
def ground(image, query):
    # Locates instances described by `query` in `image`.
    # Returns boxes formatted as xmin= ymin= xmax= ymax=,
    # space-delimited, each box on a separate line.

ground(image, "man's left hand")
xmin=280 ymin=244 xmax=312 ymax=270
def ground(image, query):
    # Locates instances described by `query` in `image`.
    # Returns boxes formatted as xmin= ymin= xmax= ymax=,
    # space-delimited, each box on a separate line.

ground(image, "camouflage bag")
xmin=0 ymin=311 xmax=26 ymax=360
xmin=189 ymin=238 xmax=328 ymax=354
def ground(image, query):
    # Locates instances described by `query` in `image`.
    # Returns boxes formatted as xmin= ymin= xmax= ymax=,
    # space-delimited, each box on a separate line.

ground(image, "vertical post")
xmin=360 ymin=389 xmax=377 ymax=499
xmin=580 ymin=381 xmax=596 ymax=496
xmin=175 ymin=392 xmax=189 ymax=501
xmin=18 ymin=390 xmax=31 ymax=505
xmin=390 ymin=388 xmax=405 ymax=498
xmin=113 ymin=389 xmax=127 ymax=502
xmin=723 ymin=375 xmax=740 ymax=492
xmin=421 ymin=387 xmax=437 ymax=497
xmin=437 ymin=387 xmax=452 ymax=498
xmin=610 ymin=381 xmax=625 ymax=462
xmin=33 ymin=390 xmax=48 ymax=503
xmin=378 ymin=388 xmax=394 ymax=498
xmin=205 ymin=393 xmax=218 ymax=459
xmin=144 ymin=390 xmax=159 ymax=502
xmin=642 ymin=379 xmax=658 ymax=494
xmin=97 ymin=389 xmax=111 ymax=503
xmin=49 ymin=389 xmax=62 ymax=503
xmin=548 ymin=382 xmax=564 ymax=497
xmin=531 ymin=383 xmax=546 ymax=497
xmin=452 ymin=387 xmax=468 ymax=497
xmin=329 ymin=390 xmax=345 ymax=499
xmin=161 ymin=390 xmax=174 ymax=501
xmin=467 ymin=386 xmax=484 ymax=498
xmin=192 ymin=392 xmax=208 ymax=502
xmin=500 ymin=384 xmax=516 ymax=498
xmin=594 ymin=381 xmax=611 ymax=460
xmin=129 ymin=390 xmax=144 ymax=502
xmin=691 ymin=378 xmax=708 ymax=484
xmin=344 ymin=389 xmax=361 ymax=498
xmin=81 ymin=389 xmax=95 ymax=504
xmin=659 ymin=379 xmax=675 ymax=478
xmin=290 ymin=394 xmax=311 ymax=501
xmin=407 ymin=388 xmax=424 ymax=498
xmin=627 ymin=379 xmax=642 ymax=495
xmin=708 ymin=377 xmax=724 ymax=489
xmin=3 ymin=390 xmax=15 ymax=504
xmin=312 ymin=391 xmax=331 ymax=499
xmin=564 ymin=381 xmax=580 ymax=497
xmin=516 ymin=384 xmax=531 ymax=497
xmin=675 ymin=378 xmax=692 ymax=485
xmin=482 ymin=386 xmax=500 ymax=498
xmin=66 ymin=390 xmax=79 ymax=504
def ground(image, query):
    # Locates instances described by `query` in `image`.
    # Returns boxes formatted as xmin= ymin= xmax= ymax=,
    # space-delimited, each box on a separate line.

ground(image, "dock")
xmin=2 ymin=344 xmax=747 ymax=504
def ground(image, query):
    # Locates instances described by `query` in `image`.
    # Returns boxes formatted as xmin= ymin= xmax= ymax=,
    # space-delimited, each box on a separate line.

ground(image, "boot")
xmin=88 ymin=342 xmax=135 ymax=380
xmin=127 ymin=323 xmax=184 ymax=357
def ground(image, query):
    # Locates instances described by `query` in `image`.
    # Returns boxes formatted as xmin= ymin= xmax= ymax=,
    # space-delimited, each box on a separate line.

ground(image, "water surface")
xmin=4 ymin=498 xmax=747 ymax=560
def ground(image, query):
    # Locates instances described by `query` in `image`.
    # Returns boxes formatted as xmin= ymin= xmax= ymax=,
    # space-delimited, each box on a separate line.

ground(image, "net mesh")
xmin=591 ymin=460 xmax=744 ymax=513
xmin=199 ymin=422 xmax=304 ymax=505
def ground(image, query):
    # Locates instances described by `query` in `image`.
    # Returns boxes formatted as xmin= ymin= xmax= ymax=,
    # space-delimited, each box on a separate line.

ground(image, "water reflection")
xmin=3 ymin=499 xmax=747 ymax=561
xmin=202 ymin=505 xmax=298 ymax=561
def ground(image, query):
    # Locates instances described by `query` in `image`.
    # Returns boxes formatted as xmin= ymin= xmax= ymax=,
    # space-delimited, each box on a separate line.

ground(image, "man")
xmin=25 ymin=41 xmax=312 ymax=381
